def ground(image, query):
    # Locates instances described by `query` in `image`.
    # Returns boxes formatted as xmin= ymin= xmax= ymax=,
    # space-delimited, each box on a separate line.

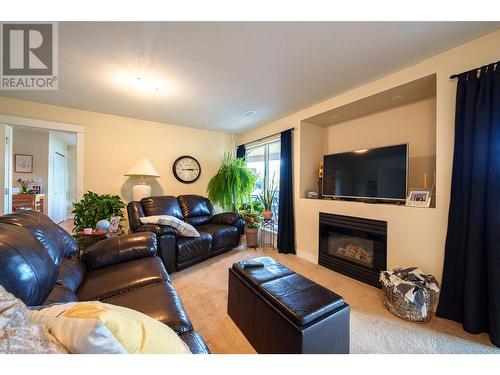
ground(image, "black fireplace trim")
xmin=318 ymin=213 xmax=387 ymax=288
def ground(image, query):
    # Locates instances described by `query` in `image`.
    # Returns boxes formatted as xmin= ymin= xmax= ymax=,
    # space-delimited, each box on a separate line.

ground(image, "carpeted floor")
xmin=170 ymin=245 xmax=499 ymax=354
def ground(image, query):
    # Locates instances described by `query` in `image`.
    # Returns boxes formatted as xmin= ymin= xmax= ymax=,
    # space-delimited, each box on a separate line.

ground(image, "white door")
xmin=0 ymin=124 xmax=13 ymax=214
xmin=52 ymin=151 xmax=66 ymax=223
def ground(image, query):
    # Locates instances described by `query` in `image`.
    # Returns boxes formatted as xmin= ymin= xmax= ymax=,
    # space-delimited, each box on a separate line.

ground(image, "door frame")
xmin=50 ymin=146 xmax=67 ymax=223
xmin=0 ymin=114 xmax=84 ymax=205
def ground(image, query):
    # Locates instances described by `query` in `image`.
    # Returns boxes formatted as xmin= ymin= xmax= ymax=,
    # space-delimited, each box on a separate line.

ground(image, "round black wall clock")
xmin=173 ymin=155 xmax=201 ymax=183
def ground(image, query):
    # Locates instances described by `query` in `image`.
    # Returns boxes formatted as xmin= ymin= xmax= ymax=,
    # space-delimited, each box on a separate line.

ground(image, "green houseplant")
xmin=238 ymin=198 xmax=264 ymax=214
xmin=207 ymin=152 xmax=256 ymax=211
xmin=240 ymin=210 xmax=262 ymax=247
xmin=72 ymin=191 xmax=126 ymax=234
xmin=259 ymin=173 xmax=278 ymax=219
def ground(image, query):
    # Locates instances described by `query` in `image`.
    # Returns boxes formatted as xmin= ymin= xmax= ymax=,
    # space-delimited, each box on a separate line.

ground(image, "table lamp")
xmin=125 ymin=158 xmax=160 ymax=201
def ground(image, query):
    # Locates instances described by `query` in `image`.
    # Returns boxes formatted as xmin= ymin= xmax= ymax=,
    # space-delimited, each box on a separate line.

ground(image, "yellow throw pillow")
xmin=29 ymin=301 xmax=191 ymax=354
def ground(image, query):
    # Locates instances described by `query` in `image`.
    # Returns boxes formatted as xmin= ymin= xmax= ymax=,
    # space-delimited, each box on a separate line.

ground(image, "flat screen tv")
xmin=323 ymin=144 xmax=408 ymax=201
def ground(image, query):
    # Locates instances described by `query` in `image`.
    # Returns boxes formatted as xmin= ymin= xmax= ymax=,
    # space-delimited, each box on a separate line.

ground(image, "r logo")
xmin=2 ymin=23 xmax=53 ymax=75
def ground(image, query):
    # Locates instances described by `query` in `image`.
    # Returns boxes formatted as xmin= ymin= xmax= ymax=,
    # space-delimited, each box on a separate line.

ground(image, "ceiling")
xmin=1 ymin=22 xmax=498 ymax=134
xmin=304 ymin=74 xmax=436 ymax=126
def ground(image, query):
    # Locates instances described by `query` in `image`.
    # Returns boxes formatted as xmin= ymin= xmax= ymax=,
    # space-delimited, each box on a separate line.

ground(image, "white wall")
xmin=237 ymin=30 xmax=500 ymax=282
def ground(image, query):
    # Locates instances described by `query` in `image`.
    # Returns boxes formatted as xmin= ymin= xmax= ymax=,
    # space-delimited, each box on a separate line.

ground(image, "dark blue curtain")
xmin=236 ymin=145 xmax=246 ymax=159
xmin=277 ymin=129 xmax=295 ymax=254
xmin=436 ymin=62 xmax=500 ymax=348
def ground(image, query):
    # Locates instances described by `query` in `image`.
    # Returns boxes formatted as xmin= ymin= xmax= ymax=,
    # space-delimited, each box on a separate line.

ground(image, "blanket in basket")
xmin=380 ymin=267 xmax=439 ymax=315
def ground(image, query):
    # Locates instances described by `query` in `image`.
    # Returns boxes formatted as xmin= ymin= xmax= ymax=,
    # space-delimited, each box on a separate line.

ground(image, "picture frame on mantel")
xmin=406 ymin=188 xmax=433 ymax=208
xmin=14 ymin=154 xmax=33 ymax=173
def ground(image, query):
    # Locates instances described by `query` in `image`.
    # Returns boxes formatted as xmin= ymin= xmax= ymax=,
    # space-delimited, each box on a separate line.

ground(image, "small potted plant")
xmin=17 ymin=178 xmax=31 ymax=194
xmin=241 ymin=210 xmax=262 ymax=248
xmin=72 ymin=191 xmax=126 ymax=235
xmin=259 ymin=174 xmax=278 ymax=220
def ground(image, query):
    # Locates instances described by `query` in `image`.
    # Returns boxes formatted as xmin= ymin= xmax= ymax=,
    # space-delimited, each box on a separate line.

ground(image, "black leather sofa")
xmin=0 ymin=210 xmax=209 ymax=354
xmin=127 ymin=195 xmax=244 ymax=273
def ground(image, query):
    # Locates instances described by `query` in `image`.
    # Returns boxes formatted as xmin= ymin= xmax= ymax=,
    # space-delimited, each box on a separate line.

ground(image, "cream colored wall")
xmin=0 ymin=98 xmax=233 ymax=215
xmin=12 ymin=129 xmax=49 ymax=213
xmin=237 ymin=29 xmax=500 ymax=282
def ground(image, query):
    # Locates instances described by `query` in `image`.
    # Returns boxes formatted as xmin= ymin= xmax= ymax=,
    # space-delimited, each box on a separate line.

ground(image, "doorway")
xmin=0 ymin=115 xmax=83 ymax=224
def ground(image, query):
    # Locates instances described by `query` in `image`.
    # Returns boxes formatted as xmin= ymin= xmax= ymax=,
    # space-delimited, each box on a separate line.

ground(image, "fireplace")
xmin=318 ymin=213 xmax=387 ymax=288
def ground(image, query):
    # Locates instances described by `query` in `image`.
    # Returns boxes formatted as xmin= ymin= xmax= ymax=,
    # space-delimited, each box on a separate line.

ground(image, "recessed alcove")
xmin=299 ymin=74 xmax=437 ymax=207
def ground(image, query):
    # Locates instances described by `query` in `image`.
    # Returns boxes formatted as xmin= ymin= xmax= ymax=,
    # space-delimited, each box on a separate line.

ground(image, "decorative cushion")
xmin=0 ymin=285 xmax=66 ymax=354
xmin=29 ymin=301 xmax=191 ymax=354
xmin=140 ymin=215 xmax=200 ymax=238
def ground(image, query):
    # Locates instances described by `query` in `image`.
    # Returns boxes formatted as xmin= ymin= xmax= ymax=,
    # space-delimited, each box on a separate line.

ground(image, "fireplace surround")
xmin=318 ymin=213 xmax=387 ymax=288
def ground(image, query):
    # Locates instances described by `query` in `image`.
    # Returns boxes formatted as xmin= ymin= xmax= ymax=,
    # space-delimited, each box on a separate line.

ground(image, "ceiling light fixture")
xmin=242 ymin=110 xmax=256 ymax=117
xmin=132 ymin=76 xmax=160 ymax=92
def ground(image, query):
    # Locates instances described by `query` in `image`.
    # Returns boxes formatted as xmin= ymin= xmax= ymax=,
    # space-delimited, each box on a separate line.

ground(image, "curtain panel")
xmin=277 ymin=129 xmax=295 ymax=254
xmin=437 ymin=62 xmax=500 ymax=348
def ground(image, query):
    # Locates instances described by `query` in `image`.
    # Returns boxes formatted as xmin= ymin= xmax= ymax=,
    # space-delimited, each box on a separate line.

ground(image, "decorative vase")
xmin=263 ymin=210 xmax=273 ymax=220
xmin=21 ymin=186 xmax=29 ymax=193
xmin=245 ymin=227 xmax=259 ymax=248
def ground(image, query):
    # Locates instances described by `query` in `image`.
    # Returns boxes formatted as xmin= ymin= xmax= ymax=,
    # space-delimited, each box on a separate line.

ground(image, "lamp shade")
xmin=125 ymin=158 xmax=160 ymax=177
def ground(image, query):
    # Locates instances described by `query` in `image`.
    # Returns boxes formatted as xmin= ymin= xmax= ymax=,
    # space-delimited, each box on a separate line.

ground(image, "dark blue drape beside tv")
xmin=236 ymin=145 xmax=246 ymax=159
xmin=277 ymin=129 xmax=295 ymax=254
xmin=436 ymin=62 xmax=500 ymax=348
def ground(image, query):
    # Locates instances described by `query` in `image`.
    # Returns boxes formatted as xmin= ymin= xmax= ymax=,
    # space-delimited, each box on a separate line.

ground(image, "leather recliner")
xmin=0 ymin=210 xmax=209 ymax=354
xmin=127 ymin=195 xmax=244 ymax=273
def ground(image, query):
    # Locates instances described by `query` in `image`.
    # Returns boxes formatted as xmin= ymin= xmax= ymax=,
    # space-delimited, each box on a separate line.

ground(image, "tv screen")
xmin=323 ymin=144 xmax=408 ymax=201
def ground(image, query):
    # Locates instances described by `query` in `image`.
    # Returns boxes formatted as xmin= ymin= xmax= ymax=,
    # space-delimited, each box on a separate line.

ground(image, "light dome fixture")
xmin=242 ymin=110 xmax=256 ymax=116
xmin=132 ymin=76 xmax=160 ymax=92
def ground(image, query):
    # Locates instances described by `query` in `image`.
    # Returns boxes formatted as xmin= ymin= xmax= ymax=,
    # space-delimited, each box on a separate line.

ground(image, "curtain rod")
xmin=449 ymin=60 xmax=499 ymax=79
xmin=239 ymin=127 xmax=296 ymax=147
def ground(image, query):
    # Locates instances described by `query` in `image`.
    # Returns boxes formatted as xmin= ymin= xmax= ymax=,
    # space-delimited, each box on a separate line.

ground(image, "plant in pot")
xmin=207 ymin=152 xmax=256 ymax=211
xmin=259 ymin=174 xmax=278 ymax=220
xmin=240 ymin=210 xmax=262 ymax=248
xmin=72 ymin=191 xmax=126 ymax=235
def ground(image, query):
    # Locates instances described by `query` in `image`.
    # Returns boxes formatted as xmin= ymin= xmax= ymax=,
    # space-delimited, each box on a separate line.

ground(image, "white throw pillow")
xmin=140 ymin=215 xmax=200 ymax=238
xmin=29 ymin=301 xmax=191 ymax=354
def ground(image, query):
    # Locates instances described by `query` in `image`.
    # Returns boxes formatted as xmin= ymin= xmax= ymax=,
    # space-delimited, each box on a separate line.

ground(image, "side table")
xmin=260 ymin=219 xmax=276 ymax=249
xmin=75 ymin=230 xmax=116 ymax=258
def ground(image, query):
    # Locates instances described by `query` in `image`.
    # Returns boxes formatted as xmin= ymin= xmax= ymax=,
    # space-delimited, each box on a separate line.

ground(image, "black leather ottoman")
xmin=228 ymin=257 xmax=350 ymax=354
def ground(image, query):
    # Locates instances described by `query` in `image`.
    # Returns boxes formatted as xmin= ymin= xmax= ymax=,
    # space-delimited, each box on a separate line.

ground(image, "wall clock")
xmin=173 ymin=155 xmax=201 ymax=183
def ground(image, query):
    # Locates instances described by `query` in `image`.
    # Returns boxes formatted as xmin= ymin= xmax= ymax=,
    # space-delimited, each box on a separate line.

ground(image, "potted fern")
xmin=207 ymin=152 xmax=256 ymax=211
xmin=260 ymin=173 xmax=278 ymax=220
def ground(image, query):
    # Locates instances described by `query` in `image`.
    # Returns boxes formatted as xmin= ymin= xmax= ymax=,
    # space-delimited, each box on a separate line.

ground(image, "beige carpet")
xmin=170 ymin=246 xmax=499 ymax=354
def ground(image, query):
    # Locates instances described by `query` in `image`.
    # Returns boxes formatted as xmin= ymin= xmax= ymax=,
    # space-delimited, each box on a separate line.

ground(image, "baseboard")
xmin=295 ymin=248 xmax=317 ymax=264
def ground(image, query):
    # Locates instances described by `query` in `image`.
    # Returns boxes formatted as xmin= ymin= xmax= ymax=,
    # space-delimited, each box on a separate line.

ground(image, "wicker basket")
xmin=382 ymin=282 xmax=435 ymax=323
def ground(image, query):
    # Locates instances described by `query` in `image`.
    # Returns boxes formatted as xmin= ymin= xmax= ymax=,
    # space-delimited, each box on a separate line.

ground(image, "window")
xmin=246 ymin=139 xmax=280 ymax=229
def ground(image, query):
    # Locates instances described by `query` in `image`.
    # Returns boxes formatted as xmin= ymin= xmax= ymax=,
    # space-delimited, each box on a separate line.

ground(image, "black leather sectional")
xmin=127 ymin=195 xmax=244 ymax=272
xmin=0 ymin=210 xmax=209 ymax=353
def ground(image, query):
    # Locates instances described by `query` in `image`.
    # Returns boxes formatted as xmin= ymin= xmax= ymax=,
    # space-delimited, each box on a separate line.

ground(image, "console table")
xmin=12 ymin=193 xmax=45 ymax=213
